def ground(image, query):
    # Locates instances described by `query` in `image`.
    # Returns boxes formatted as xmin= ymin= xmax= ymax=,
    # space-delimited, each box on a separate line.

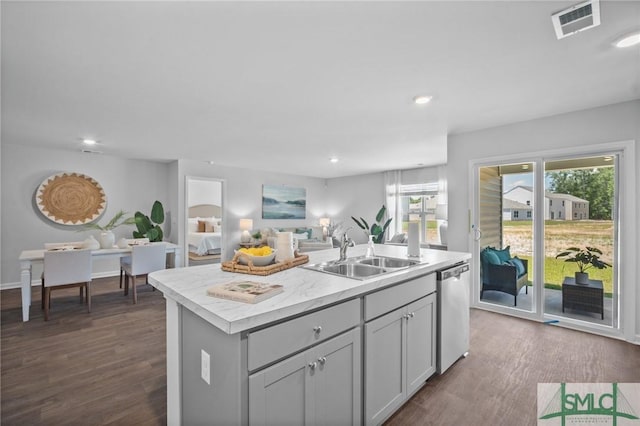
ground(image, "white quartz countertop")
xmin=148 ymin=244 xmax=471 ymax=335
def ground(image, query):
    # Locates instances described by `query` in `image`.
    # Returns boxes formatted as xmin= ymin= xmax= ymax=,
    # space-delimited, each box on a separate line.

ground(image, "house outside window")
xmin=397 ymin=182 xmax=441 ymax=244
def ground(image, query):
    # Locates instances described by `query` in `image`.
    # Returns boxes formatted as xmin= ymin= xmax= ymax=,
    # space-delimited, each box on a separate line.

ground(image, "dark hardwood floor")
xmin=2 ymin=276 xmax=639 ymax=425
xmin=1 ymin=277 xmax=167 ymax=425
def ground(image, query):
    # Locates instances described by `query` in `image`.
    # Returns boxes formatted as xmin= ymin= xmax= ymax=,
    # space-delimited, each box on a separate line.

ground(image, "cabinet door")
xmin=249 ymin=351 xmax=314 ymax=425
xmin=405 ymin=294 xmax=437 ymax=397
xmin=313 ymin=327 xmax=361 ymax=426
xmin=364 ymin=308 xmax=406 ymax=425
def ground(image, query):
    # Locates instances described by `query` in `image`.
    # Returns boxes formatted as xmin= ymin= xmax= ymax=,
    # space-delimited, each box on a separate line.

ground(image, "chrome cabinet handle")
xmin=313 ymin=326 xmax=322 ymax=334
xmin=308 ymin=362 xmax=317 ymax=370
xmin=318 ymin=356 xmax=327 ymax=365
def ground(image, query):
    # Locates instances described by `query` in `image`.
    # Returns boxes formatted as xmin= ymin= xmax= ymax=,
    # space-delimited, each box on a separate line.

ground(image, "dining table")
xmin=18 ymin=243 xmax=182 ymax=322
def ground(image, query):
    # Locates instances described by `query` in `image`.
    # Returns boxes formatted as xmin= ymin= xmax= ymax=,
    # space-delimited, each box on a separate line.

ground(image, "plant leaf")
xmin=150 ymin=201 xmax=164 ymax=224
xmin=375 ymin=205 xmax=386 ymax=223
xmin=351 ymin=216 xmax=366 ymax=230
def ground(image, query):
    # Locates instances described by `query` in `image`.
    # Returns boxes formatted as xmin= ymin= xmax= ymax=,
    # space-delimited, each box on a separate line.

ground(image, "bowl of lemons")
xmin=234 ymin=246 xmax=277 ymax=266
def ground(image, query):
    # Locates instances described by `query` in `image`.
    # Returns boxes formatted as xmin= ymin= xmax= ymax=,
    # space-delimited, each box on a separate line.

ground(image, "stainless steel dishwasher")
xmin=437 ymin=262 xmax=470 ymax=374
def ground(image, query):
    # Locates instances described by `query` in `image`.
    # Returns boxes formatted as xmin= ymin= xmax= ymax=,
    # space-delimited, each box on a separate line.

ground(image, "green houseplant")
xmin=555 ymin=246 xmax=611 ymax=284
xmin=83 ymin=210 xmax=136 ymax=248
xmin=351 ymin=205 xmax=393 ymax=244
xmin=133 ymin=201 xmax=165 ymax=242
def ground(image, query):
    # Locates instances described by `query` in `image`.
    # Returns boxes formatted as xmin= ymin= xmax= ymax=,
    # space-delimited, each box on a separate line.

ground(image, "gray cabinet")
xmin=364 ymin=293 xmax=436 ymax=425
xmin=249 ymin=327 xmax=361 ymax=425
xmin=406 ymin=295 xmax=437 ymax=395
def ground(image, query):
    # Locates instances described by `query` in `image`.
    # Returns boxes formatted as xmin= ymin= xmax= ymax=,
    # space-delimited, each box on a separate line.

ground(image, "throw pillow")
xmin=483 ymin=250 xmax=501 ymax=265
xmin=508 ymin=257 xmax=526 ymax=277
xmin=493 ymin=246 xmax=511 ymax=263
xmin=295 ymin=228 xmax=312 ymax=239
xmin=197 ymin=220 xmax=206 ymax=233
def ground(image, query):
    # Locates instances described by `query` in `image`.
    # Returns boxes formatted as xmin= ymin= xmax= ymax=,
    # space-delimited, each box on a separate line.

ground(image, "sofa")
xmin=257 ymin=226 xmax=333 ymax=253
xmin=480 ymin=246 xmax=528 ymax=306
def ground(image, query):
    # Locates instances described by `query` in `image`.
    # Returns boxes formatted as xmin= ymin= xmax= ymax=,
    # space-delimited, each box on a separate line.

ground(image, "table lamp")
xmin=319 ymin=217 xmax=331 ymax=240
xmin=240 ymin=219 xmax=253 ymax=243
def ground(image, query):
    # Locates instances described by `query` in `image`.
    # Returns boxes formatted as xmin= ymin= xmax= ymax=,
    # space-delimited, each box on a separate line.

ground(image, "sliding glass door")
xmin=543 ymin=155 xmax=617 ymax=327
xmin=474 ymin=153 xmax=620 ymax=331
xmin=477 ymin=163 xmax=535 ymax=313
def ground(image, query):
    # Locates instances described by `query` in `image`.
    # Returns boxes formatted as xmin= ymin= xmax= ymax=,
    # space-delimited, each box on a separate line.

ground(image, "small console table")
xmin=562 ymin=276 xmax=604 ymax=319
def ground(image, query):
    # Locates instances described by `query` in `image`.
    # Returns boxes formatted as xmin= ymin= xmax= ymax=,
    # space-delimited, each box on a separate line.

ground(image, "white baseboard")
xmin=1 ymin=270 xmax=121 ymax=291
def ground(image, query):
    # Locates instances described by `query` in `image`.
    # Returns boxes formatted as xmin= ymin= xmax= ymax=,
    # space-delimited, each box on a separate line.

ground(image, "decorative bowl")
xmin=234 ymin=250 xmax=277 ymax=266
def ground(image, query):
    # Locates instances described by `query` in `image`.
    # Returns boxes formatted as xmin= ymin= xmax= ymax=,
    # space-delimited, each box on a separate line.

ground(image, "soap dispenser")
xmin=366 ymin=235 xmax=375 ymax=257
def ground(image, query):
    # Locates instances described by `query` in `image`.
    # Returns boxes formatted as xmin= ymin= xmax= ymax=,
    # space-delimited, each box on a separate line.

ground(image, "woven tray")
xmin=221 ymin=252 xmax=309 ymax=276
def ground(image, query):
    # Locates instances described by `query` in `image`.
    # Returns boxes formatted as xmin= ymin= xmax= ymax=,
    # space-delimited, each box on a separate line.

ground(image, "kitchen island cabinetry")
xmin=364 ymin=275 xmax=437 ymax=424
xmin=149 ymin=244 xmax=470 ymax=425
xmin=249 ymin=327 xmax=361 ymax=425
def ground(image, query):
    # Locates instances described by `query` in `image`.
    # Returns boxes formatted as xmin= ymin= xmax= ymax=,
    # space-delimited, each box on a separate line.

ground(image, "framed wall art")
xmin=262 ymin=184 xmax=306 ymax=219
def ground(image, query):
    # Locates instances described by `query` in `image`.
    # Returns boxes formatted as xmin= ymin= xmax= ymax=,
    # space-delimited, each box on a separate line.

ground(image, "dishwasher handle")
xmin=437 ymin=263 xmax=469 ymax=281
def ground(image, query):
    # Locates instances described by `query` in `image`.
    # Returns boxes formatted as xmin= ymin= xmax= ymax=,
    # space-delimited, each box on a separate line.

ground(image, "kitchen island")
xmin=149 ymin=244 xmax=471 ymax=425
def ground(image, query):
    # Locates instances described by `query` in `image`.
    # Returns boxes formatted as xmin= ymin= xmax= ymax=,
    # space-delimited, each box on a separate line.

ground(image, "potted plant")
xmin=351 ymin=205 xmax=393 ymax=244
xmin=133 ymin=201 xmax=165 ymax=242
xmin=83 ymin=210 xmax=136 ymax=248
xmin=555 ymin=246 xmax=611 ymax=284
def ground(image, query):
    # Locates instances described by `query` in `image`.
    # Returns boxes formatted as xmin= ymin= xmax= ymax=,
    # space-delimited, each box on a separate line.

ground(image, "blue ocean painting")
xmin=262 ymin=185 xmax=306 ymax=219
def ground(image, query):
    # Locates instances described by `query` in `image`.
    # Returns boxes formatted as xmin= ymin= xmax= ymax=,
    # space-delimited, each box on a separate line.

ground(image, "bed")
xmin=188 ymin=204 xmax=223 ymax=256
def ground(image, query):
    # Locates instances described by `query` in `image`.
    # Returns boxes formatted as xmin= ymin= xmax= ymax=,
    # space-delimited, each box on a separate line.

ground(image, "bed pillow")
xmin=293 ymin=232 xmax=309 ymax=240
xmin=205 ymin=221 xmax=215 ymax=232
xmin=197 ymin=220 xmax=206 ymax=233
xmin=187 ymin=218 xmax=199 ymax=233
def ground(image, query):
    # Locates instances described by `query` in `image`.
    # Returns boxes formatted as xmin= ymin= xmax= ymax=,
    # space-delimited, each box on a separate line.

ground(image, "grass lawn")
xmin=520 ymin=255 xmax=613 ymax=297
xmin=503 ymin=220 xmax=614 ymax=297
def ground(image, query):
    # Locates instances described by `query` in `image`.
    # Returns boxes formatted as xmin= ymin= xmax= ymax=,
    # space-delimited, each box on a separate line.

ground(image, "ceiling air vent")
xmin=551 ymin=0 xmax=601 ymax=40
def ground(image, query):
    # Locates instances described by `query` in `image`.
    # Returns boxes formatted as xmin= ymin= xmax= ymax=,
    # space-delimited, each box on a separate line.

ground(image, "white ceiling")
xmin=2 ymin=1 xmax=639 ymax=178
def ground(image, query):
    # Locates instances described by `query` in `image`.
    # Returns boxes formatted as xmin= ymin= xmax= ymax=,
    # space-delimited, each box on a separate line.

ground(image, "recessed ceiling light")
xmin=413 ymin=95 xmax=433 ymax=105
xmin=82 ymin=138 xmax=97 ymax=145
xmin=207 ymin=160 xmax=215 ymax=165
xmin=614 ymin=32 xmax=640 ymax=48
xmin=329 ymin=157 xmax=339 ymax=163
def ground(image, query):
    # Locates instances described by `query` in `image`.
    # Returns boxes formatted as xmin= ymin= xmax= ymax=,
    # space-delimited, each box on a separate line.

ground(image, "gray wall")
xmin=0 ymin=144 xmax=388 ymax=286
xmin=1 ymin=144 xmax=170 ymax=285
xmin=325 ymin=172 xmax=385 ymax=244
xmin=447 ymin=100 xmax=640 ymax=342
xmin=176 ymin=160 xmax=331 ymax=263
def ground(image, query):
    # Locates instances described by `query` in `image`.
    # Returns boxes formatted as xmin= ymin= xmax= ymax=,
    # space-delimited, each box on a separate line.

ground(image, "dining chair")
xmin=119 ymin=238 xmax=150 ymax=288
xmin=122 ymin=243 xmax=166 ymax=304
xmin=41 ymin=249 xmax=93 ymax=321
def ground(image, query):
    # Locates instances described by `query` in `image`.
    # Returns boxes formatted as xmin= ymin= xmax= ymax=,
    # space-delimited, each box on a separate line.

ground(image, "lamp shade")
xmin=239 ymin=218 xmax=253 ymax=231
xmin=319 ymin=217 xmax=330 ymax=227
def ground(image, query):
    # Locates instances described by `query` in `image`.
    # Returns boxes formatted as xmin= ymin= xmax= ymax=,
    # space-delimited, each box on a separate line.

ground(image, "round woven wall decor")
xmin=36 ymin=172 xmax=107 ymax=225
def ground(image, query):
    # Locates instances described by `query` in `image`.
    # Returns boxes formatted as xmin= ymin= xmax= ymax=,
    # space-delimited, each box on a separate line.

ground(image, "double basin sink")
xmin=303 ymin=255 xmax=422 ymax=280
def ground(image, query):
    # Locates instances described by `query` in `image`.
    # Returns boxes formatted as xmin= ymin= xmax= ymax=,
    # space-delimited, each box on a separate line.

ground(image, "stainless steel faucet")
xmin=339 ymin=229 xmax=356 ymax=261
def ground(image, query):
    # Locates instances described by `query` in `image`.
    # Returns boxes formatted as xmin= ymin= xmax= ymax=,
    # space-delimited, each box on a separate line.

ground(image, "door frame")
xmin=184 ymin=176 xmax=227 ymax=267
xmin=468 ymin=140 xmax=636 ymax=342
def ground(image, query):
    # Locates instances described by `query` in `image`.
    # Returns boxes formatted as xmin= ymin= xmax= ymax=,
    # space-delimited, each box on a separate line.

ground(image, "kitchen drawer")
xmin=364 ymin=273 xmax=436 ymax=321
xmin=247 ymin=298 xmax=361 ymax=371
